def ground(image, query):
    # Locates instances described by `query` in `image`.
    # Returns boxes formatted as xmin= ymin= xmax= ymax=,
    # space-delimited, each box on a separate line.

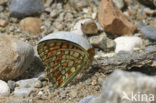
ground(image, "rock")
xmin=20 ymin=100 xmax=28 ymax=103
xmin=20 ymin=17 xmax=42 ymax=34
xmin=9 ymin=0 xmax=44 ymax=18
xmin=0 ymin=6 xmax=4 ymax=12
xmin=71 ymin=19 xmax=100 ymax=36
xmin=94 ymin=47 xmax=156 ymax=74
xmin=13 ymin=78 xmax=37 ymax=97
xmin=114 ymin=36 xmax=143 ymax=53
xmin=137 ymin=0 xmax=156 ymax=8
xmin=38 ymin=76 xmax=48 ymax=82
xmin=0 ymin=35 xmax=34 ymax=80
xmin=5 ymin=101 xmax=16 ymax=103
xmin=94 ymin=52 xmax=116 ymax=59
xmin=34 ymin=80 xmax=42 ymax=88
xmin=0 ymin=19 xmax=8 ymax=27
xmin=112 ymin=0 xmax=125 ymax=9
xmin=0 ymin=0 xmax=7 ymax=6
xmin=145 ymin=46 xmax=156 ymax=52
xmin=89 ymin=32 xmax=115 ymax=52
xmin=7 ymin=80 xmax=16 ymax=90
xmin=0 ymin=80 xmax=10 ymax=97
xmin=81 ymin=20 xmax=98 ymax=35
xmin=141 ymin=26 xmax=156 ymax=41
xmin=98 ymin=0 xmax=136 ymax=35
xmin=50 ymin=10 xmax=59 ymax=18
xmin=89 ymin=70 xmax=156 ymax=103
xmin=71 ymin=19 xmax=92 ymax=36
xmin=79 ymin=95 xmax=96 ymax=103
xmin=144 ymin=8 xmax=156 ymax=16
xmin=69 ymin=0 xmax=89 ymax=11
xmin=136 ymin=22 xmax=146 ymax=29
xmin=70 ymin=89 xmax=77 ymax=98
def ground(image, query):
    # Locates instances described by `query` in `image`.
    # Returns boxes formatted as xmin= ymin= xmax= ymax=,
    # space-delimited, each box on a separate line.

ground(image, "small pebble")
xmin=0 ymin=19 xmax=8 ymax=27
xmin=7 ymin=80 xmax=16 ymax=90
xmin=34 ymin=80 xmax=42 ymax=88
xmin=0 ymin=80 xmax=10 ymax=97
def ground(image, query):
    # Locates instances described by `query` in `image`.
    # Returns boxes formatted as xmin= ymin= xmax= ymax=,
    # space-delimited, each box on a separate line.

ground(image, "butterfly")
xmin=37 ymin=32 xmax=95 ymax=88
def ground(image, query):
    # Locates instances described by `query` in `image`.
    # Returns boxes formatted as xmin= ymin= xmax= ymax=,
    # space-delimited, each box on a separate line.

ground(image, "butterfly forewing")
xmin=38 ymin=40 xmax=91 ymax=88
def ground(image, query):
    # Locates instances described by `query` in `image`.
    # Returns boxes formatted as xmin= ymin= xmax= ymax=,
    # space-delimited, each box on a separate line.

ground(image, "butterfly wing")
xmin=38 ymin=40 xmax=91 ymax=88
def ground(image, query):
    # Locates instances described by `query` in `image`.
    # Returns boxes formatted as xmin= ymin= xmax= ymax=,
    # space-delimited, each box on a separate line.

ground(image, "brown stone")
xmin=20 ymin=17 xmax=42 ymax=34
xmin=81 ymin=20 xmax=98 ymax=35
xmin=0 ymin=19 xmax=8 ymax=27
xmin=98 ymin=0 xmax=136 ymax=35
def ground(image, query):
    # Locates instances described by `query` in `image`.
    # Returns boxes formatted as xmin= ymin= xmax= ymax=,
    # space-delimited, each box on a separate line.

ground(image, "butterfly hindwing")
xmin=38 ymin=40 xmax=91 ymax=88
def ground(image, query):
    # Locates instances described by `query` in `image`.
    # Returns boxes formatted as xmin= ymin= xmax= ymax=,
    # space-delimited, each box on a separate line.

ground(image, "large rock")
xmin=20 ymin=17 xmax=42 ymax=34
xmin=0 ymin=35 xmax=34 ymax=80
xmin=98 ymin=0 xmax=136 ymax=35
xmin=89 ymin=70 xmax=156 ymax=103
xmin=9 ymin=0 xmax=44 ymax=18
xmin=114 ymin=36 xmax=143 ymax=53
xmin=0 ymin=80 xmax=10 ymax=97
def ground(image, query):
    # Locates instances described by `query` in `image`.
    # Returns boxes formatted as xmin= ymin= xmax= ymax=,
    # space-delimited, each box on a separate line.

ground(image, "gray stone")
xmin=141 ymin=26 xmax=156 ymax=41
xmin=50 ymin=10 xmax=59 ymax=18
xmin=112 ymin=0 xmax=125 ymax=9
xmin=0 ymin=6 xmax=4 ymax=12
xmin=13 ymin=78 xmax=37 ymax=97
xmin=137 ymin=0 xmax=156 ymax=8
xmin=0 ymin=35 xmax=34 ymax=80
xmin=0 ymin=80 xmax=10 ymax=97
xmin=79 ymin=95 xmax=96 ymax=103
xmin=20 ymin=100 xmax=28 ymax=103
xmin=69 ymin=0 xmax=89 ymax=11
xmin=7 ymin=80 xmax=16 ymax=90
xmin=145 ymin=45 xmax=156 ymax=52
xmin=5 ymin=101 xmax=16 ymax=103
xmin=9 ymin=0 xmax=44 ymax=18
xmin=89 ymin=33 xmax=115 ymax=52
xmin=89 ymin=70 xmax=156 ymax=103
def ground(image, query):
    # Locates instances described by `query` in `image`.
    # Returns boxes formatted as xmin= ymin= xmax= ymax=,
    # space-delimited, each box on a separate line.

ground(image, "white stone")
xmin=94 ymin=52 xmax=116 ymax=59
xmin=0 ymin=80 xmax=10 ymax=97
xmin=114 ymin=36 xmax=143 ymax=53
xmin=13 ymin=78 xmax=37 ymax=97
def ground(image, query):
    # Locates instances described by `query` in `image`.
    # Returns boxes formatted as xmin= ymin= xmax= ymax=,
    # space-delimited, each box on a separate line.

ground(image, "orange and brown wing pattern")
xmin=37 ymin=40 xmax=92 ymax=88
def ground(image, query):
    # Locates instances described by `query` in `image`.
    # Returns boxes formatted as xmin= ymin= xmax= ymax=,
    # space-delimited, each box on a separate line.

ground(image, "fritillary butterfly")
xmin=37 ymin=32 xmax=94 ymax=88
